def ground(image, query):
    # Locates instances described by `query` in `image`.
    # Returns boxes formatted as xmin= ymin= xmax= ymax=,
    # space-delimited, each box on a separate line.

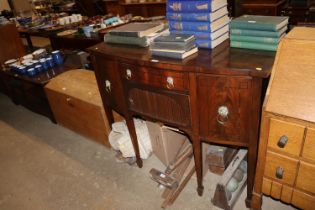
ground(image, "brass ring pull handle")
xmin=166 ymin=76 xmax=174 ymax=89
xmin=276 ymin=167 xmax=284 ymax=179
xmin=277 ymin=135 xmax=288 ymax=148
xmin=217 ymin=106 xmax=229 ymax=125
xmin=105 ymin=80 xmax=111 ymax=93
xmin=126 ymin=69 xmax=132 ymax=80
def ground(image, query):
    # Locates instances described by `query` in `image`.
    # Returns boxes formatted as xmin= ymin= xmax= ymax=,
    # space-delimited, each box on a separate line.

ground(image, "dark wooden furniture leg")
xmin=191 ymin=135 xmax=204 ymax=196
xmin=125 ymin=115 xmax=143 ymax=168
xmin=246 ymin=144 xmax=258 ymax=207
xmin=103 ymin=104 xmax=114 ymax=130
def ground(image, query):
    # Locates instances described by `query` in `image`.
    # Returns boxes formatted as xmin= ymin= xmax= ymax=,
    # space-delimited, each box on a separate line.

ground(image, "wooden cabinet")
xmin=252 ymin=27 xmax=315 ymax=210
xmin=198 ymin=75 xmax=252 ymax=143
xmin=241 ymin=0 xmax=286 ymax=16
xmin=89 ymin=41 xmax=275 ymax=208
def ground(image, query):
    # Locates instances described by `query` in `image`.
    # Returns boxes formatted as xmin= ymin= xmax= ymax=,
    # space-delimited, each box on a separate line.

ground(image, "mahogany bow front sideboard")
xmin=89 ymin=40 xmax=275 ymax=207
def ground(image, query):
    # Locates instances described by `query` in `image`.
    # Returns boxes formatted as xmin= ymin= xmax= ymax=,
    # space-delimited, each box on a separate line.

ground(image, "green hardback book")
xmin=230 ymin=41 xmax=278 ymax=51
xmin=230 ymin=15 xmax=289 ymax=31
xmin=230 ymin=34 xmax=285 ymax=44
xmin=230 ymin=26 xmax=287 ymax=38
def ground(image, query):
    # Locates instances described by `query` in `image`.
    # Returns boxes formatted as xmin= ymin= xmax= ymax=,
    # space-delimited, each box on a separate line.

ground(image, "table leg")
xmin=103 ymin=104 xmax=114 ymax=129
xmin=125 ymin=116 xmax=143 ymax=168
xmin=246 ymin=143 xmax=258 ymax=208
xmin=251 ymin=192 xmax=263 ymax=210
xmin=191 ymin=135 xmax=204 ymax=196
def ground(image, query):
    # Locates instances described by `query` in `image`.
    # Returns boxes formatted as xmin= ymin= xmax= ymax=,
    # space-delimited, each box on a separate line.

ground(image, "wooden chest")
xmin=45 ymin=69 xmax=122 ymax=147
xmin=252 ymin=27 xmax=315 ymax=210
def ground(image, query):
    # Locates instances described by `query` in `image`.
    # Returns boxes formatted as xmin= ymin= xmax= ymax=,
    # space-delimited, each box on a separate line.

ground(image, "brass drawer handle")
xmin=277 ymin=135 xmax=288 ymax=148
xmin=276 ymin=167 xmax=284 ymax=179
xmin=126 ymin=69 xmax=132 ymax=80
xmin=105 ymin=80 xmax=111 ymax=93
xmin=166 ymin=76 xmax=174 ymax=89
xmin=217 ymin=106 xmax=229 ymax=125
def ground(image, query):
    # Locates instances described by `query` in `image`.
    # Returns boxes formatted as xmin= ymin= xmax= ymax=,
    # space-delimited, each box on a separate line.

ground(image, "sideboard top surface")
xmin=266 ymin=27 xmax=315 ymax=123
xmin=89 ymin=40 xmax=275 ymax=78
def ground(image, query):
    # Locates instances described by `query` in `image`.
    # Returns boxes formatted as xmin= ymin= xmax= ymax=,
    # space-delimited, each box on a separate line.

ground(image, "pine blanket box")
xmin=45 ymin=69 xmax=122 ymax=147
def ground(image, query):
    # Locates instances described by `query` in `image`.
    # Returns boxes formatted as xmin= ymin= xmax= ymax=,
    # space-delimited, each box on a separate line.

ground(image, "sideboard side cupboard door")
xmin=89 ymin=41 xmax=275 ymax=207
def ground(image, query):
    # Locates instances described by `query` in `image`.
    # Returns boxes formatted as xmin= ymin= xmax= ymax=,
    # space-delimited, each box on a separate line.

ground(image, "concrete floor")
xmin=0 ymin=92 xmax=296 ymax=210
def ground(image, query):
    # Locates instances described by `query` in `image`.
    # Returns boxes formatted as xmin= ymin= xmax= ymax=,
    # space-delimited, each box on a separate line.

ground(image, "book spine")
xmin=104 ymin=34 xmax=149 ymax=47
xmin=170 ymin=30 xmax=212 ymax=39
xmin=230 ymin=28 xmax=280 ymax=38
xmin=195 ymin=39 xmax=212 ymax=49
xmin=151 ymin=50 xmax=182 ymax=59
xmin=167 ymin=12 xmax=218 ymax=22
xmin=230 ymin=41 xmax=278 ymax=51
xmin=167 ymin=1 xmax=213 ymax=12
xmin=230 ymin=22 xmax=277 ymax=31
xmin=230 ymin=35 xmax=280 ymax=44
xmin=169 ymin=21 xmax=214 ymax=32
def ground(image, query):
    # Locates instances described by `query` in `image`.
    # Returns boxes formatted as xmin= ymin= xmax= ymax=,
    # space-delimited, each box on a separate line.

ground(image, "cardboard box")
xmin=147 ymin=121 xmax=187 ymax=166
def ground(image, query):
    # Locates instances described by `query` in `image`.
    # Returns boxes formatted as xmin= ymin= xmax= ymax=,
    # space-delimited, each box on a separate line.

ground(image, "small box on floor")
xmin=207 ymin=145 xmax=238 ymax=175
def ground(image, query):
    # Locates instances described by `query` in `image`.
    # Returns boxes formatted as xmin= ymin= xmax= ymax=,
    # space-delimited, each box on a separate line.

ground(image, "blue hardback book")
xmin=166 ymin=6 xmax=228 ymax=22
xmin=167 ymin=0 xmax=227 ymax=13
xmin=169 ymin=15 xmax=229 ymax=32
xmin=196 ymin=32 xmax=229 ymax=49
xmin=170 ymin=24 xmax=229 ymax=40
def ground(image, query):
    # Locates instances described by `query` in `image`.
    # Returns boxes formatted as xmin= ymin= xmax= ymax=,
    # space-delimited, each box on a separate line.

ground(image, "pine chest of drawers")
xmin=252 ymin=27 xmax=315 ymax=210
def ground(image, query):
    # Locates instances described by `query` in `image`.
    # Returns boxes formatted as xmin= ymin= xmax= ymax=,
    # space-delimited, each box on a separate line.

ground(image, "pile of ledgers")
xmin=230 ymin=15 xmax=289 ymax=51
xmin=167 ymin=0 xmax=230 ymax=49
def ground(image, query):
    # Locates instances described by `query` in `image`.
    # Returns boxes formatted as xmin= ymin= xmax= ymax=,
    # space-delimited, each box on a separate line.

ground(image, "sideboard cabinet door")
xmin=198 ymin=75 xmax=252 ymax=143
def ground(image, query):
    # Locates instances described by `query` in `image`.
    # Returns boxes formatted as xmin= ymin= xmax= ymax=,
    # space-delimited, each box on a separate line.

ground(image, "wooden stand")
xmin=212 ymin=149 xmax=248 ymax=210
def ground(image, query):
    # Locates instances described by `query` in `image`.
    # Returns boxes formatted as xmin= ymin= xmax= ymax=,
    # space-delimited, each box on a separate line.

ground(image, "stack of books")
xmin=150 ymin=34 xmax=198 ymax=59
xmin=166 ymin=0 xmax=230 ymax=49
xmin=230 ymin=15 xmax=289 ymax=51
xmin=104 ymin=22 xmax=165 ymax=47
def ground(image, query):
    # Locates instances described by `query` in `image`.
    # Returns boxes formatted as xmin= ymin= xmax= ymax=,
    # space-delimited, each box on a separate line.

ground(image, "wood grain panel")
xmin=128 ymin=87 xmax=191 ymax=128
xmin=264 ymin=150 xmax=298 ymax=186
xmin=270 ymin=181 xmax=282 ymax=199
xmin=281 ymin=184 xmax=293 ymax=203
xmin=302 ymin=128 xmax=315 ymax=161
xmin=268 ymin=118 xmax=305 ymax=156
xmin=262 ymin=177 xmax=272 ymax=195
xmin=198 ymin=75 xmax=252 ymax=143
xmin=292 ymin=189 xmax=315 ymax=210
xmin=296 ymin=161 xmax=315 ymax=194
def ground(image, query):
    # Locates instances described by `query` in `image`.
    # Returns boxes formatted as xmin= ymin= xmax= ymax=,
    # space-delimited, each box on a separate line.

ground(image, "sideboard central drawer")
xmin=127 ymin=87 xmax=191 ymax=128
xmin=119 ymin=63 xmax=189 ymax=92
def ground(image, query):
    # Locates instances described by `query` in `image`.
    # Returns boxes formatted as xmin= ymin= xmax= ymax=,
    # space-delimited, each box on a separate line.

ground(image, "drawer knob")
xmin=277 ymin=135 xmax=288 ymax=148
xmin=276 ymin=167 xmax=284 ymax=179
xmin=217 ymin=106 xmax=229 ymax=125
xmin=166 ymin=76 xmax=174 ymax=89
xmin=126 ymin=69 xmax=132 ymax=80
xmin=105 ymin=80 xmax=111 ymax=93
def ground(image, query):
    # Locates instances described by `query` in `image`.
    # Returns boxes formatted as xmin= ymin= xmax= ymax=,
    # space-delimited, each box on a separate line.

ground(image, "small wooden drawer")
xmin=264 ymin=151 xmax=298 ymax=186
xmin=296 ymin=161 xmax=315 ymax=194
xmin=267 ymin=118 xmax=305 ymax=156
xmin=302 ymin=128 xmax=315 ymax=161
xmin=292 ymin=189 xmax=315 ymax=210
xmin=119 ymin=63 xmax=189 ymax=92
